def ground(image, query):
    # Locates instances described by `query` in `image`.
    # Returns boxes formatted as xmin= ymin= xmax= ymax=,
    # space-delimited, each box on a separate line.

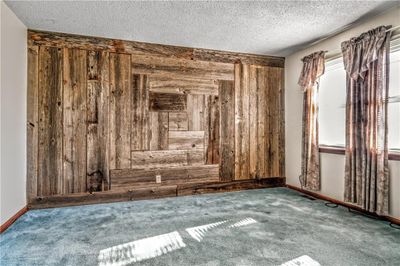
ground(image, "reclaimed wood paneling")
xmin=131 ymin=54 xmax=234 ymax=81
xmin=130 ymin=150 xmax=204 ymax=169
xmin=168 ymin=131 xmax=205 ymax=150
xmin=149 ymin=92 xmax=187 ymax=112
xmin=38 ymin=46 xmax=63 ymax=196
xmin=109 ymin=53 xmax=131 ymax=169
xmin=249 ymin=66 xmax=258 ymax=179
xmin=219 ymin=80 xmax=235 ymax=181
xmin=131 ymin=74 xmax=150 ymax=150
xmin=87 ymin=50 xmax=110 ymax=192
xmin=205 ymin=95 xmax=220 ymax=164
xmin=234 ymin=64 xmax=250 ymax=180
xmin=29 ymin=30 xmax=284 ymax=67
xmin=27 ymin=46 xmax=39 ymax=201
xmin=169 ymin=112 xmax=188 ymax=131
xmin=149 ymin=76 xmax=218 ymax=95
xmin=149 ymin=112 xmax=169 ymax=150
xmin=256 ymin=67 xmax=267 ymax=178
xmin=63 ymin=48 xmax=87 ymax=193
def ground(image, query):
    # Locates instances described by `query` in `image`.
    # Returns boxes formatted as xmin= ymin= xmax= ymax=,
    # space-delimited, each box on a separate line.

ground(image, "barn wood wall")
xmin=27 ymin=30 xmax=285 ymax=203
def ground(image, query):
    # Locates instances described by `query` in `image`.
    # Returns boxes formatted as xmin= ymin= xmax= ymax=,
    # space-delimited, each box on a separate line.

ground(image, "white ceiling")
xmin=4 ymin=0 xmax=400 ymax=56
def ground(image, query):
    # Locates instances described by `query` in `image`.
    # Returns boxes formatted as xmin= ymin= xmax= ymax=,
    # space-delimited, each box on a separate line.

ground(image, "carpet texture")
xmin=1 ymin=188 xmax=399 ymax=265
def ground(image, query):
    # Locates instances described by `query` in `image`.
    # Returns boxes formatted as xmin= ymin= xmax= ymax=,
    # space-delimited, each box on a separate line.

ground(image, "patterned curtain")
xmin=298 ymin=51 xmax=326 ymax=191
xmin=342 ymin=26 xmax=391 ymax=215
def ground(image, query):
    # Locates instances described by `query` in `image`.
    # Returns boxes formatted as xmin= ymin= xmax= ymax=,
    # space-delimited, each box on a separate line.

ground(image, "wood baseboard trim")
xmin=29 ymin=177 xmax=285 ymax=209
xmin=286 ymin=184 xmax=400 ymax=225
xmin=0 ymin=206 xmax=28 ymax=233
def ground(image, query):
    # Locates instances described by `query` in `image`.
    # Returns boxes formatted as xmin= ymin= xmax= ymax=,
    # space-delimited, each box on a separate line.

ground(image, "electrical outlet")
xmin=156 ymin=175 xmax=162 ymax=184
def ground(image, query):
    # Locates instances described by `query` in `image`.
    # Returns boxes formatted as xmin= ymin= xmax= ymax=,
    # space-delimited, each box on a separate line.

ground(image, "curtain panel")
xmin=342 ymin=26 xmax=391 ymax=215
xmin=298 ymin=51 xmax=326 ymax=191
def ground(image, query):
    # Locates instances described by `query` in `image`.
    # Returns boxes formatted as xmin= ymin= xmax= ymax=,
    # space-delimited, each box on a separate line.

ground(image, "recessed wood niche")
xmin=27 ymin=30 xmax=285 ymax=208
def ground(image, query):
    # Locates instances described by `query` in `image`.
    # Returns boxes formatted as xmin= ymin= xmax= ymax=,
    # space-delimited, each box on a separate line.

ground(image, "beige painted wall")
xmin=285 ymin=6 xmax=400 ymax=218
xmin=0 ymin=2 xmax=27 ymax=225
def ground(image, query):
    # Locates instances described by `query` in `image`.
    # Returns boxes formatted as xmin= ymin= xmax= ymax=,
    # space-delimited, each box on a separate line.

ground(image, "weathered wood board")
xmin=149 ymin=112 xmax=169 ymax=150
xmin=168 ymin=131 xmax=205 ymax=150
xmin=169 ymin=112 xmax=188 ymax=131
xmin=130 ymin=150 xmax=204 ymax=169
xmin=148 ymin=76 xmax=218 ymax=95
xmin=149 ymin=92 xmax=187 ymax=112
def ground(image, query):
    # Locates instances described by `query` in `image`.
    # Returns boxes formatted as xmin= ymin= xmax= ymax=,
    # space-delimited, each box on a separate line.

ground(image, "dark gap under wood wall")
xmin=27 ymin=30 xmax=285 ymax=207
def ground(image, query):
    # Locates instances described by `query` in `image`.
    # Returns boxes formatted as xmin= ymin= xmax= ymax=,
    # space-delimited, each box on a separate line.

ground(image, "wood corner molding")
xmin=0 ymin=206 xmax=28 ymax=233
xmin=27 ymin=29 xmax=285 ymax=67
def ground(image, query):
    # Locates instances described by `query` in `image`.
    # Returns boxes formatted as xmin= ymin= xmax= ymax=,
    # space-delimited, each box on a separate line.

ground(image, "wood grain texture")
xmin=205 ymin=95 xmax=220 ymax=164
xmin=38 ymin=46 xmax=63 ymax=196
xmin=87 ymin=50 xmax=110 ymax=192
xmin=219 ymin=80 xmax=235 ymax=181
xmin=132 ymin=54 xmax=234 ymax=81
xmin=187 ymin=94 xmax=205 ymax=131
xmin=149 ymin=76 xmax=218 ymax=95
xmin=169 ymin=112 xmax=188 ymax=131
xmin=249 ymin=66 xmax=258 ymax=178
xmin=63 ymin=48 xmax=87 ymax=193
xmin=149 ymin=92 xmax=187 ymax=112
xmin=168 ymin=131 xmax=205 ymax=150
xmin=27 ymin=46 xmax=39 ymax=201
xmin=131 ymin=74 xmax=150 ymax=150
xmin=109 ymin=53 xmax=131 ymax=169
xmin=234 ymin=64 xmax=250 ymax=180
xmin=29 ymin=30 xmax=284 ymax=67
xmin=149 ymin=112 xmax=169 ymax=150
xmin=130 ymin=150 xmax=204 ymax=169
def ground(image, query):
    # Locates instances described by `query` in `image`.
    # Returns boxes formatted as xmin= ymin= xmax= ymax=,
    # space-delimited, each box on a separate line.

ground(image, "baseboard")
xmin=286 ymin=184 xmax=400 ymax=225
xmin=0 ymin=206 xmax=28 ymax=233
xmin=29 ymin=177 xmax=286 ymax=209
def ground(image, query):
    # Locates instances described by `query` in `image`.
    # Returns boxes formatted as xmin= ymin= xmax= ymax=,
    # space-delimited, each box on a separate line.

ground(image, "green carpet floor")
xmin=1 ymin=187 xmax=399 ymax=265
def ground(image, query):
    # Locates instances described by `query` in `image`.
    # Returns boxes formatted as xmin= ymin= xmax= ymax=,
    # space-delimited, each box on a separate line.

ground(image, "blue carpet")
xmin=1 ymin=188 xmax=399 ymax=265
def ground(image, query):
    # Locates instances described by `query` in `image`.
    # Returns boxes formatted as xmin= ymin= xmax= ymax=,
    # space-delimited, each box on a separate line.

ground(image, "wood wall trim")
xmin=286 ymin=184 xmax=400 ymax=225
xmin=28 ymin=30 xmax=284 ymax=67
xmin=319 ymin=145 xmax=400 ymax=161
xmin=29 ymin=178 xmax=285 ymax=209
xmin=0 ymin=206 xmax=28 ymax=233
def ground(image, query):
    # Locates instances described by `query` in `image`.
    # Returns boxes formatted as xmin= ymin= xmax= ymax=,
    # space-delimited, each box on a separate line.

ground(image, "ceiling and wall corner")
xmin=4 ymin=0 xmax=400 ymax=57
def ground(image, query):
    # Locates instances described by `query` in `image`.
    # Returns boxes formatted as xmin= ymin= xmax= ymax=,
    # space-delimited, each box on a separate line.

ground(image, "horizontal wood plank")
xmin=149 ymin=92 xmax=187 ymax=111
xmin=29 ymin=30 xmax=284 ymax=67
xmin=168 ymin=131 xmax=205 ymax=150
xmin=132 ymin=54 xmax=234 ymax=81
xmin=130 ymin=150 xmax=204 ymax=169
xmin=149 ymin=76 xmax=218 ymax=95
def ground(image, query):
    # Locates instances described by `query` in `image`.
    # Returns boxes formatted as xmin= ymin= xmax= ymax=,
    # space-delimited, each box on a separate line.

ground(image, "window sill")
xmin=319 ymin=145 xmax=400 ymax=161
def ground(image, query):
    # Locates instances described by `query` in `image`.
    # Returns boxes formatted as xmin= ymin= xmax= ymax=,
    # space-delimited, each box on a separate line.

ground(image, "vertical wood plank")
xmin=109 ymin=53 xmax=131 ymax=169
xmin=256 ymin=67 xmax=266 ymax=178
xmin=131 ymin=74 xmax=150 ymax=151
xmin=249 ymin=66 xmax=258 ymax=178
xmin=219 ymin=80 xmax=235 ymax=181
xmin=169 ymin=112 xmax=188 ymax=131
xmin=149 ymin=112 xmax=169 ymax=150
xmin=63 ymin=48 xmax=87 ymax=193
xmin=38 ymin=46 xmax=63 ymax=196
xmin=27 ymin=45 xmax=39 ymax=201
xmin=234 ymin=64 xmax=250 ymax=180
xmin=87 ymin=50 xmax=110 ymax=192
xmin=187 ymin=94 xmax=205 ymax=131
xmin=205 ymin=95 xmax=220 ymax=164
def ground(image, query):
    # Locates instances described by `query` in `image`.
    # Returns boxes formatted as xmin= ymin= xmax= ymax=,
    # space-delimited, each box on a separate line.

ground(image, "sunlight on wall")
xmin=98 ymin=231 xmax=186 ymax=266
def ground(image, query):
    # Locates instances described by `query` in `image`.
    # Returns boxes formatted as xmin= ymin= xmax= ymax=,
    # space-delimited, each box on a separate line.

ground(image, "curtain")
xmin=342 ymin=26 xmax=391 ymax=215
xmin=298 ymin=51 xmax=326 ymax=191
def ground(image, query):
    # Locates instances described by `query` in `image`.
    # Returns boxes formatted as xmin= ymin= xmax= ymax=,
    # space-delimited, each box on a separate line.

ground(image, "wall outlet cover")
xmin=156 ymin=175 xmax=162 ymax=184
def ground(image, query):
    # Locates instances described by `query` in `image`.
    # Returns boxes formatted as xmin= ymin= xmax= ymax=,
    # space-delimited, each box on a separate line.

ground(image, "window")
xmin=319 ymin=57 xmax=346 ymax=147
xmin=319 ymin=43 xmax=400 ymax=152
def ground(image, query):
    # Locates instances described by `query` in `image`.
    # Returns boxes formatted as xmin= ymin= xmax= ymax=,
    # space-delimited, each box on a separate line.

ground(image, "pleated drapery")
xmin=298 ymin=51 xmax=326 ymax=191
xmin=342 ymin=26 xmax=391 ymax=215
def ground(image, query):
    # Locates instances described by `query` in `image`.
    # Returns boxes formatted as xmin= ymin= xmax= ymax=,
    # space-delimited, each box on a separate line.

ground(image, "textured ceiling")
xmin=4 ymin=0 xmax=400 ymax=56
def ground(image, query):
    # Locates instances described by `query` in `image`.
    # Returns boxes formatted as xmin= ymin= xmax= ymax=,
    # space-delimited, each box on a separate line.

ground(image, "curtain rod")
xmin=324 ymin=24 xmax=400 ymax=59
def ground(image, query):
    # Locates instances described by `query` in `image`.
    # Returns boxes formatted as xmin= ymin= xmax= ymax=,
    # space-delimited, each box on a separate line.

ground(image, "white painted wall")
xmin=0 ymin=2 xmax=27 ymax=225
xmin=285 ymin=6 xmax=400 ymax=219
